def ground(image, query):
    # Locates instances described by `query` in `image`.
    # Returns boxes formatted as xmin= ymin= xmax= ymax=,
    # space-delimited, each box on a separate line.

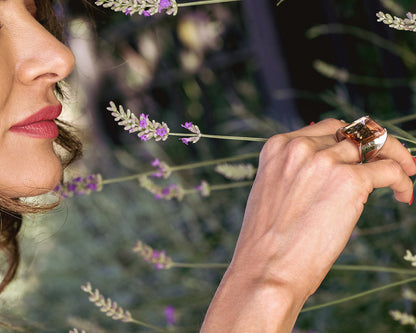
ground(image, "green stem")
xmin=276 ymin=0 xmax=286 ymax=6
xmin=210 ymin=181 xmax=253 ymax=191
xmin=390 ymin=135 xmax=416 ymax=146
xmin=177 ymin=0 xmax=240 ymax=7
xmin=183 ymin=181 xmax=253 ymax=196
xmin=387 ymin=113 xmax=416 ymax=125
xmin=129 ymin=319 xmax=170 ymax=333
xmin=172 ymin=262 xmax=229 ymax=268
xmin=169 ymin=132 xmax=268 ymax=142
xmin=306 ymin=24 xmax=416 ymax=66
xmin=331 ymin=264 xmax=416 ymax=275
xmin=101 ymin=152 xmax=259 ymax=185
xmin=381 ymin=121 xmax=416 ymax=143
xmin=301 ymin=276 xmax=416 ymax=313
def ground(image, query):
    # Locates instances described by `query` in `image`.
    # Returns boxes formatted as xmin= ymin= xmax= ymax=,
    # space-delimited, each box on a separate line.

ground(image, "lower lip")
xmin=10 ymin=121 xmax=59 ymax=139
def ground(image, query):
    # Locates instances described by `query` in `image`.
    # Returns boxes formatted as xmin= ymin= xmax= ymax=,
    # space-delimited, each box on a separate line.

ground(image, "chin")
xmin=2 ymin=154 xmax=63 ymax=199
xmin=22 ymin=158 xmax=63 ymax=197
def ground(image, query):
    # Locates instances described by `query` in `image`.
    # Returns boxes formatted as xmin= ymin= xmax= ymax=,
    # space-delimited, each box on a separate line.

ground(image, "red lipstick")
xmin=10 ymin=105 xmax=62 ymax=139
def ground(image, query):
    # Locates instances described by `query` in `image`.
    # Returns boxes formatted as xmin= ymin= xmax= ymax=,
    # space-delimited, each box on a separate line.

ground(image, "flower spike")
xmin=107 ymin=102 xmax=170 ymax=142
xmin=95 ymin=0 xmax=178 ymax=16
xmin=133 ymin=241 xmax=174 ymax=269
xmin=54 ymin=174 xmax=103 ymax=198
xmin=81 ymin=282 xmax=133 ymax=323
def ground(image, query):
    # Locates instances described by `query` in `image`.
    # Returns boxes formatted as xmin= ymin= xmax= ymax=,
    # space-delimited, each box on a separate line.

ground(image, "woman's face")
xmin=0 ymin=0 xmax=75 ymax=197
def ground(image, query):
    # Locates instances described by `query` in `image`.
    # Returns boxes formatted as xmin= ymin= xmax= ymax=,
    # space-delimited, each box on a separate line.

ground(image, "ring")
xmin=335 ymin=116 xmax=387 ymax=163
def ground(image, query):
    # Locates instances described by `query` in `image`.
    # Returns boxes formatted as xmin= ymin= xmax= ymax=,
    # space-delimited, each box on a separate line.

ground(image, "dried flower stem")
xmin=81 ymin=282 xmax=169 ymax=332
xmin=171 ymin=262 xmax=228 ymax=268
xmin=331 ymin=264 xmax=416 ymax=276
xmin=184 ymin=180 xmax=253 ymax=195
xmin=101 ymin=152 xmax=259 ymax=185
xmin=301 ymin=276 xmax=416 ymax=313
xmin=168 ymin=132 xmax=267 ymax=142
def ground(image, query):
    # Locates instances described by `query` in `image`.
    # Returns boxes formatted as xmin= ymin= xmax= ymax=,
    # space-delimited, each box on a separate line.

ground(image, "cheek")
xmin=0 ymin=135 xmax=62 ymax=198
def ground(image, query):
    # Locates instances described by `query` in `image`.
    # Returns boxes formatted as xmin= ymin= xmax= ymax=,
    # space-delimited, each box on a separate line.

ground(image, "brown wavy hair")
xmin=0 ymin=0 xmax=83 ymax=292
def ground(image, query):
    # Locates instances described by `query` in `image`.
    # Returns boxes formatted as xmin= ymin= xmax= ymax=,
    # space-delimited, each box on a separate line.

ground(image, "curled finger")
xmin=356 ymin=159 xmax=414 ymax=204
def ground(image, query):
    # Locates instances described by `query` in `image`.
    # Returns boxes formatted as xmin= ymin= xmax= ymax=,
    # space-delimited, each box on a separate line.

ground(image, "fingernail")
xmin=410 ymin=193 xmax=414 ymax=206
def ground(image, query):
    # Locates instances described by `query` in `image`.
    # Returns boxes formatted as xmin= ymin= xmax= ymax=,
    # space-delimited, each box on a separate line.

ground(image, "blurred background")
xmin=2 ymin=0 xmax=416 ymax=332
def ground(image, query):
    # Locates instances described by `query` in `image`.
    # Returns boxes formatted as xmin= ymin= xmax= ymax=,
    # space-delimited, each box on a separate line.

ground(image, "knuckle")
xmin=384 ymin=159 xmax=403 ymax=178
xmin=334 ymin=165 xmax=372 ymax=202
xmin=285 ymin=136 xmax=316 ymax=160
xmin=319 ymin=118 xmax=345 ymax=129
xmin=260 ymin=134 xmax=288 ymax=160
xmin=312 ymin=150 xmax=336 ymax=171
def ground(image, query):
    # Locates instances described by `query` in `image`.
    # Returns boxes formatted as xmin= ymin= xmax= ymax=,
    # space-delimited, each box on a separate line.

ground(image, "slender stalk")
xmin=210 ymin=181 xmax=253 ymax=191
xmin=177 ymin=0 xmax=240 ymax=7
xmin=390 ymin=135 xmax=416 ymax=146
xmin=169 ymin=132 xmax=268 ymax=142
xmin=301 ymin=276 xmax=416 ymax=313
xmin=276 ymin=0 xmax=286 ymax=6
xmin=386 ymin=113 xmax=416 ymax=125
xmin=331 ymin=264 xmax=416 ymax=276
xmin=129 ymin=319 xmax=170 ymax=333
xmin=172 ymin=262 xmax=229 ymax=268
xmin=101 ymin=152 xmax=259 ymax=185
xmin=184 ymin=181 xmax=253 ymax=196
xmin=381 ymin=121 xmax=416 ymax=143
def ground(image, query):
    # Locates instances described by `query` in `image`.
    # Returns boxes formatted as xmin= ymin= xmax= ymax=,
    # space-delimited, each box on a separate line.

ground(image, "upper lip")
xmin=11 ymin=105 xmax=62 ymax=128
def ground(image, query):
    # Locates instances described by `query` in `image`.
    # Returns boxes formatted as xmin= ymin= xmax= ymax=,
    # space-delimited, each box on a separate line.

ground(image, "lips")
xmin=9 ymin=105 xmax=62 ymax=139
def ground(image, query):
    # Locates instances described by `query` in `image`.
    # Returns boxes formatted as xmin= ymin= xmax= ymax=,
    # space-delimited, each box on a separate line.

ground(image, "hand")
xmin=201 ymin=118 xmax=416 ymax=332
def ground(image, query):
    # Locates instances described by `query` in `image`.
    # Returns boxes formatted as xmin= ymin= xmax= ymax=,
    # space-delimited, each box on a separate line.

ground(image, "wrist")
xmin=201 ymin=262 xmax=309 ymax=333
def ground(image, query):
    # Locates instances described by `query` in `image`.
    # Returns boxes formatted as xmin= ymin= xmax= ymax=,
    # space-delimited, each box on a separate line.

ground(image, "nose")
xmin=16 ymin=20 xmax=75 ymax=86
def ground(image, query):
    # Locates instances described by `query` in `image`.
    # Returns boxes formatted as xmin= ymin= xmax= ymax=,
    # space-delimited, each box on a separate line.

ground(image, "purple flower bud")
xmin=156 ymin=127 xmax=167 ymax=137
xmin=151 ymin=172 xmax=163 ymax=178
xmin=160 ymin=0 xmax=171 ymax=9
xmin=180 ymin=138 xmax=190 ymax=145
xmin=140 ymin=135 xmax=149 ymax=141
xmin=68 ymin=184 xmax=77 ymax=192
xmin=165 ymin=305 xmax=176 ymax=325
xmin=181 ymin=122 xmax=193 ymax=130
xmin=55 ymin=174 xmax=103 ymax=198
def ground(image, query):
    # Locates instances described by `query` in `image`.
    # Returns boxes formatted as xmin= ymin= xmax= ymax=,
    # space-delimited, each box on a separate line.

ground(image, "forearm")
xmin=200 ymin=264 xmax=309 ymax=333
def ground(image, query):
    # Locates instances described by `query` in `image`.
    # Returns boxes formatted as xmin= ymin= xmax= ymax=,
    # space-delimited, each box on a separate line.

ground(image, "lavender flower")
xmin=55 ymin=174 xmax=103 ymax=198
xmin=107 ymin=102 xmax=170 ymax=142
xmin=95 ymin=0 xmax=178 ymax=16
xmin=81 ymin=282 xmax=133 ymax=322
xmin=215 ymin=163 xmax=257 ymax=180
xmin=164 ymin=305 xmax=176 ymax=325
xmin=195 ymin=180 xmax=210 ymax=197
xmin=133 ymin=241 xmax=173 ymax=269
xmin=139 ymin=176 xmax=185 ymax=200
xmin=376 ymin=11 xmax=416 ymax=32
xmin=180 ymin=121 xmax=201 ymax=145
xmin=151 ymin=158 xmax=172 ymax=178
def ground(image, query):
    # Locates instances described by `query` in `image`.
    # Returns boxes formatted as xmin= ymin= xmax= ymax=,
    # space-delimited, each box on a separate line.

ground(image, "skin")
xmin=201 ymin=119 xmax=416 ymax=332
xmin=0 ymin=0 xmax=75 ymax=198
